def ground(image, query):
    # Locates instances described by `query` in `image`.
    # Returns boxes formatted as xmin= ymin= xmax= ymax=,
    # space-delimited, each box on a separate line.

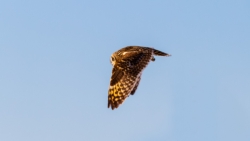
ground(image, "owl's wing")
xmin=108 ymin=66 xmax=137 ymax=110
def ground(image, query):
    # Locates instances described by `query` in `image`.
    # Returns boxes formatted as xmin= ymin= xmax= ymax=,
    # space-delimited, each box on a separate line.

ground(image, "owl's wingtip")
xmin=108 ymin=105 xmax=117 ymax=110
xmin=108 ymin=100 xmax=118 ymax=110
xmin=153 ymin=49 xmax=171 ymax=57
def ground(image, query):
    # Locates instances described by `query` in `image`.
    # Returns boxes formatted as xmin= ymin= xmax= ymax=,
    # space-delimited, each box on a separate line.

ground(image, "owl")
xmin=108 ymin=46 xmax=171 ymax=110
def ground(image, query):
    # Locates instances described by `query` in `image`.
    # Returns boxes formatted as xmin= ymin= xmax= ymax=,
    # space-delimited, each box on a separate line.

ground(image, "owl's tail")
xmin=153 ymin=49 xmax=171 ymax=56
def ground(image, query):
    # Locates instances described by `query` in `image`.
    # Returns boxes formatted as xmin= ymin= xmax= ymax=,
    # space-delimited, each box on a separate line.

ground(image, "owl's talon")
xmin=151 ymin=57 xmax=155 ymax=61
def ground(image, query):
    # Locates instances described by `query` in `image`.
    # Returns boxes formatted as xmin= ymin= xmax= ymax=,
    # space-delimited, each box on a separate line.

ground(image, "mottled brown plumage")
xmin=108 ymin=46 xmax=171 ymax=110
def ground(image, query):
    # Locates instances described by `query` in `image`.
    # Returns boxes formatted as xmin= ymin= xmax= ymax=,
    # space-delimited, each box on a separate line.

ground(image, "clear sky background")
xmin=0 ymin=0 xmax=250 ymax=141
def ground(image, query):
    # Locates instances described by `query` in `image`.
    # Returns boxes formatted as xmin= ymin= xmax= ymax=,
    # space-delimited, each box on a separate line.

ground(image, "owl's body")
xmin=108 ymin=46 xmax=170 ymax=110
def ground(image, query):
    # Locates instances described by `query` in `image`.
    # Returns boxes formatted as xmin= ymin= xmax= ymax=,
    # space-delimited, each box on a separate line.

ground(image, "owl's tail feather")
xmin=153 ymin=49 xmax=171 ymax=57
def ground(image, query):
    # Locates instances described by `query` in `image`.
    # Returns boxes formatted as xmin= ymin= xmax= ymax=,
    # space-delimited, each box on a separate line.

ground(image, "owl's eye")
xmin=110 ymin=56 xmax=115 ymax=65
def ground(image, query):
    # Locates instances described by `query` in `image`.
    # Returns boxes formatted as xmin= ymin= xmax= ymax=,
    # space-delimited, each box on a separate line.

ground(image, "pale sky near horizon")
xmin=1 ymin=0 xmax=250 ymax=141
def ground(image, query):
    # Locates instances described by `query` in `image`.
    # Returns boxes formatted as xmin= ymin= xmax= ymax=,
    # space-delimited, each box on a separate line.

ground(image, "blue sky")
xmin=0 ymin=0 xmax=250 ymax=141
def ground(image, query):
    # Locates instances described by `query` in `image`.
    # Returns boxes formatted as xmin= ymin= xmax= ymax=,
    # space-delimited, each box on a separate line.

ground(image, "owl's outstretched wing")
xmin=108 ymin=66 xmax=137 ymax=110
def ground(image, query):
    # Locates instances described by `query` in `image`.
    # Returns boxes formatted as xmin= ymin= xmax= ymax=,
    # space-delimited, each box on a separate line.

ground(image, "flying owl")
xmin=108 ymin=46 xmax=171 ymax=110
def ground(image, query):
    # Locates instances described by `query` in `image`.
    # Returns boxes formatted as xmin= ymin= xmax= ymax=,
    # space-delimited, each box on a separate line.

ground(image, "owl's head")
xmin=110 ymin=54 xmax=116 ymax=66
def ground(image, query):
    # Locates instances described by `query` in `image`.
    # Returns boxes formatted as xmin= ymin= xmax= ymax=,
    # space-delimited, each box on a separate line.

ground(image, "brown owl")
xmin=108 ymin=46 xmax=171 ymax=110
